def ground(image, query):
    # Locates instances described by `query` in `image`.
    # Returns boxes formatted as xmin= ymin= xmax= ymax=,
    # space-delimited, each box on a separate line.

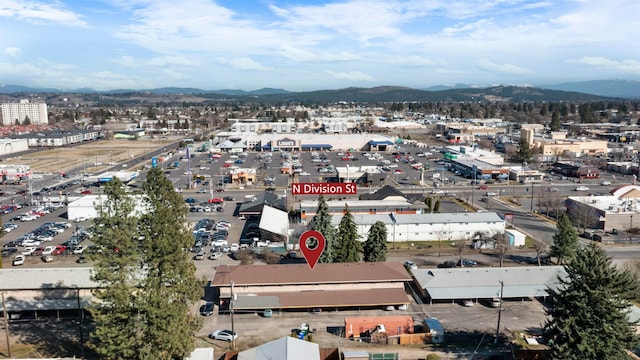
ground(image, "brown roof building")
xmin=211 ymin=262 xmax=412 ymax=311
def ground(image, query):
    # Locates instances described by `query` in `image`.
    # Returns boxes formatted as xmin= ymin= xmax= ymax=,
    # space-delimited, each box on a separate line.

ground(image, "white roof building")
xmin=238 ymin=336 xmax=320 ymax=360
xmin=330 ymin=212 xmax=505 ymax=243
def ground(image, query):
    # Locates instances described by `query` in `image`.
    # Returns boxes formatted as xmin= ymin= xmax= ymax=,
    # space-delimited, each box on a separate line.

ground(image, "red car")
xmin=208 ymin=198 xmax=224 ymax=204
xmin=222 ymin=163 xmax=231 ymax=167
xmin=52 ymin=245 xmax=67 ymax=255
xmin=478 ymin=185 xmax=489 ymax=190
xmin=80 ymin=190 xmax=92 ymax=195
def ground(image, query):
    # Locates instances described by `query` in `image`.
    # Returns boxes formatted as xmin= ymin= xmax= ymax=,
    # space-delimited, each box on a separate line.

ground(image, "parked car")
xmin=209 ymin=329 xmax=237 ymax=342
xmin=201 ymin=301 xmax=215 ymax=316
xmin=403 ymin=260 xmax=418 ymax=270
xmin=41 ymin=254 xmax=54 ymax=263
xmin=194 ymin=251 xmax=206 ymax=260
xmin=457 ymin=259 xmax=478 ymax=267
xmin=440 ymin=260 xmax=456 ymax=268
xmin=12 ymin=255 xmax=25 ymax=266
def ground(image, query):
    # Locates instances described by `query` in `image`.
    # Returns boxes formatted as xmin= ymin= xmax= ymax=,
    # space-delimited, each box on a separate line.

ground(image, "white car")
xmin=72 ymin=245 xmax=87 ymax=255
xmin=42 ymin=246 xmax=57 ymax=255
xmin=209 ymin=329 xmax=237 ymax=342
xmin=601 ymin=181 xmax=612 ymax=186
xmin=575 ymin=186 xmax=590 ymax=191
xmin=22 ymin=239 xmax=42 ymax=247
xmin=485 ymin=192 xmax=498 ymax=197
xmin=74 ymin=216 xmax=88 ymax=223
xmin=12 ymin=255 xmax=25 ymax=266
xmin=22 ymin=247 xmax=37 ymax=256
xmin=430 ymin=189 xmax=444 ymax=194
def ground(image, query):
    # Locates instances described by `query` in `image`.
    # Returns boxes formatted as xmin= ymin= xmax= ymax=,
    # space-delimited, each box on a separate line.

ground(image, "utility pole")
xmin=495 ymin=281 xmax=504 ymax=344
xmin=530 ymin=182 xmax=534 ymax=212
xmin=2 ymin=292 xmax=11 ymax=358
xmin=230 ymin=281 xmax=236 ymax=350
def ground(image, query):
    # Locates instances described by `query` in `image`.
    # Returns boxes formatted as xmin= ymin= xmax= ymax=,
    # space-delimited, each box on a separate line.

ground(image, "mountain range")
xmin=0 ymin=80 xmax=638 ymax=101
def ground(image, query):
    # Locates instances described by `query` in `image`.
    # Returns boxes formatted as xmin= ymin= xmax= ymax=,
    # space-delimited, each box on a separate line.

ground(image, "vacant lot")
xmin=4 ymin=138 xmax=177 ymax=174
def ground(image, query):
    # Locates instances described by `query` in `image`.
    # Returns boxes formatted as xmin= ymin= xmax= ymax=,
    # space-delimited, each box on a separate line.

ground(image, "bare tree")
xmin=454 ymin=240 xmax=467 ymax=265
xmin=532 ymin=238 xmax=549 ymax=266
xmin=493 ymin=232 xmax=510 ymax=267
xmin=547 ymin=197 xmax=566 ymax=219
xmin=567 ymin=205 xmax=600 ymax=232
xmin=435 ymin=228 xmax=448 ymax=257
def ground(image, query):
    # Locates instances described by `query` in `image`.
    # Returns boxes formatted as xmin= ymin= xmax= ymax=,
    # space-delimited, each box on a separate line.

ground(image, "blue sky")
xmin=1 ymin=0 xmax=639 ymax=91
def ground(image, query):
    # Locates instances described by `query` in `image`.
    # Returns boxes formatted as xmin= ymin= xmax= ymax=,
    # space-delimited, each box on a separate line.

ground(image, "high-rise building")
xmin=1 ymin=99 xmax=48 ymax=126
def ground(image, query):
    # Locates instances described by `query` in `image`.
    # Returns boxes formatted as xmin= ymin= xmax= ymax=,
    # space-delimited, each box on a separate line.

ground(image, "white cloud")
xmin=324 ymin=70 xmax=375 ymax=81
xmin=147 ymin=56 xmax=199 ymax=67
xmin=390 ymin=56 xmax=446 ymax=67
xmin=0 ymin=0 xmax=87 ymax=26
xmin=4 ymin=47 xmax=21 ymax=57
xmin=278 ymin=45 xmax=360 ymax=63
xmin=218 ymin=57 xmax=272 ymax=71
xmin=476 ymin=59 xmax=530 ymax=75
xmin=570 ymin=57 xmax=640 ymax=74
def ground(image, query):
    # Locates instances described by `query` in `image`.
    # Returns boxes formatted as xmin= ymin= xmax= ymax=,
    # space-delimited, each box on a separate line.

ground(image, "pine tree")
xmin=136 ymin=167 xmax=202 ymax=358
xmin=515 ymin=137 xmax=532 ymax=163
xmin=544 ymin=244 xmax=639 ymax=359
xmin=549 ymin=213 xmax=579 ymax=264
xmin=363 ymin=221 xmax=388 ymax=262
xmin=89 ymin=178 xmax=145 ymax=359
xmin=89 ymin=172 xmax=202 ymax=359
xmin=550 ymin=110 xmax=561 ymax=131
xmin=333 ymin=205 xmax=362 ymax=262
xmin=310 ymin=195 xmax=335 ymax=263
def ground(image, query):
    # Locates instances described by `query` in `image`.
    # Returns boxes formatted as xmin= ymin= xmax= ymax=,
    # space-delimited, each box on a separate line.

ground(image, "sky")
xmin=1 ymin=0 xmax=640 ymax=92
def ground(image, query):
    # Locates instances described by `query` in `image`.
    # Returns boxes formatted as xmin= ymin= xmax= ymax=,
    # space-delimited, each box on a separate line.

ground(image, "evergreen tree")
xmin=433 ymin=199 xmax=441 ymax=213
xmin=515 ymin=137 xmax=532 ymax=163
xmin=333 ymin=205 xmax=362 ymax=262
xmin=137 ymin=167 xmax=202 ymax=358
xmin=544 ymin=244 xmax=639 ymax=360
xmin=309 ymin=195 xmax=335 ymax=263
xmin=363 ymin=221 xmax=388 ymax=262
xmin=550 ymin=110 xmax=561 ymax=131
xmin=89 ymin=179 xmax=145 ymax=359
xmin=89 ymin=173 xmax=202 ymax=359
xmin=425 ymin=197 xmax=433 ymax=212
xmin=549 ymin=213 xmax=579 ymax=264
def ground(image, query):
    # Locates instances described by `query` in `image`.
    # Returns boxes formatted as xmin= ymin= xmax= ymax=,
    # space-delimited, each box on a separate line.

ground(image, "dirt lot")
xmin=4 ymin=138 xmax=177 ymax=174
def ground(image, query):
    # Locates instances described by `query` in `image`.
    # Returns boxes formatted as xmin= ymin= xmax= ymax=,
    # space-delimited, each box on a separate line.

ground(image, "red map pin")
xmin=299 ymin=230 xmax=326 ymax=269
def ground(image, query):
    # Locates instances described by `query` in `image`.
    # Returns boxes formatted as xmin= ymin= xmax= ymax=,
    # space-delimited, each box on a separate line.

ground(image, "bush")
xmin=426 ymin=354 xmax=440 ymax=360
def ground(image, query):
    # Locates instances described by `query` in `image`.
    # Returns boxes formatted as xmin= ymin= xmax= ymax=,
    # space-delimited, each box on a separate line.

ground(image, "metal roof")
xmin=258 ymin=205 xmax=289 ymax=237
xmin=212 ymin=262 xmax=411 ymax=286
xmin=331 ymin=212 xmax=504 ymax=226
xmin=232 ymin=288 xmax=409 ymax=310
xmin=238 ymin=336 xmax=320 ymax=360
xmin=0 ymin=267 xmax=97 ymax=290
xmin=412 ymin=266 xmax=565 ymax=300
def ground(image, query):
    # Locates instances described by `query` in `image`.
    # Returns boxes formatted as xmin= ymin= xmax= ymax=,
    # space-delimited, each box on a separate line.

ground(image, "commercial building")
xmin=299 ymin=199 xmax=423 ymax=224
xmin=212 ymin=133 xmax=397 ymax=153
xmin=564 ymin=184 xmax=640 ymax=232
xmin=211 ymin=262 xmax=412 ymax=312
xmin=0 ymin=164 xmax=31 ymax=183
xmin=0 ymin=139 xmax=29 ymax=155
xmin=329 ymin=212 xmax=505 ymax=243
xmin=1 ymin=99 xmax=48 ymax=126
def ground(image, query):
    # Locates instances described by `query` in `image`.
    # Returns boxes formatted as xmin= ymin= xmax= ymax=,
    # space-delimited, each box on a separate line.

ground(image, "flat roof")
xmin=413 ymin=266 xmax=565 ymax=300
xmin=300 ymin=199 xmax=412 ymax=209
xmin=330 ymin=212 xmax=504 ymax=226
xmin=0 ymin=267 xmax=97 ymax=290
xmin=212 ymin=262 xmax=412 ymax=287
xmin=233 ymin=288 xmax=409 ymax=310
